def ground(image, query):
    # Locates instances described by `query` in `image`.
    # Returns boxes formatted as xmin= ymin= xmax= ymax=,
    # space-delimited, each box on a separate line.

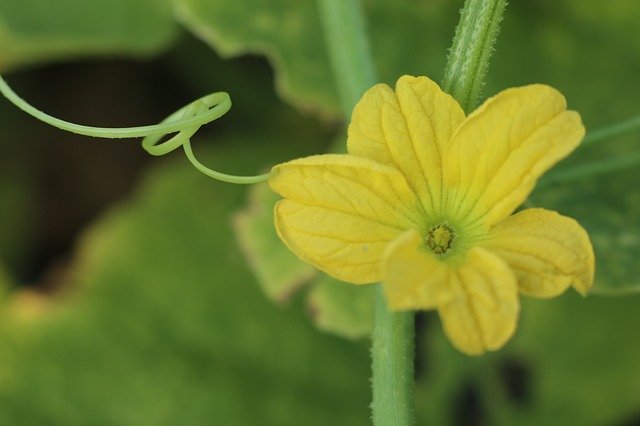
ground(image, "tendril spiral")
xmin=0 ymin=74 xmax=271 ymax=184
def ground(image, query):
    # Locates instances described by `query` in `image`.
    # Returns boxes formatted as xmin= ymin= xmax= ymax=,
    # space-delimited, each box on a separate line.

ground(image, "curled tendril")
xmin=0 ymin=74 xmax=271 ymax=184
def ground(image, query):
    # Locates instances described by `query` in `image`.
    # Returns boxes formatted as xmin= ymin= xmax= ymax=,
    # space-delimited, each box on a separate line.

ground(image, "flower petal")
xmin=347 ymin=75 xmax=465 ymax=216
xmin=269 ymin=154 xmax=422 ymax=284
xmin=444 ymin=85 xmax=585 ymax=227
xmin=482 ymin=208 xmax=594 ymax=298
xmin=381 ymin=230 xmax=455 ymax=310
xmin=382 ymin=231 xmax=519 ymax=355
xmin=438 ymin=248 xmax=519 ymax=355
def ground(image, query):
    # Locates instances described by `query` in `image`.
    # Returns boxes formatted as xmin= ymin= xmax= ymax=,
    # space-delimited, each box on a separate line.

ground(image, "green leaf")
xmin=175 ymin=0 xmax=339 ymax=116
xmin=307 ymin=275 xmax=374 ymax=340
xmin=0 ymin=0 xmax=177 ymax=70
xmin=175 ymin=0 xmax=459 ymax=116
xmin=0 ymin=135 xmax=371 ymax=426
xmin=234 ymin=182 xmax=317 ymax=303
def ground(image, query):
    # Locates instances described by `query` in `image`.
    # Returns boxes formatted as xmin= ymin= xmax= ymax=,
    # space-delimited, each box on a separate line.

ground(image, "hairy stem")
xmin=442 ymin=0 xmax=507 ymax=113
xmin=371 ymin=286 xmax=416 ymax=426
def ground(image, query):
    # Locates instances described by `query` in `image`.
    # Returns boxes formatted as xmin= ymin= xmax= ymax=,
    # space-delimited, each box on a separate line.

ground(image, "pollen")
xmin=425 ymin=223 xmax=455 ymax=255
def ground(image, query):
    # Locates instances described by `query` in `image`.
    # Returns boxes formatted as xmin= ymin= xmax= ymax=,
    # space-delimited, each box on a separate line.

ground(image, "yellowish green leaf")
xmin=307 ymin=275 xmax=374 ymax=340
xmin=234 ymin=182 xmax=317 ymax=303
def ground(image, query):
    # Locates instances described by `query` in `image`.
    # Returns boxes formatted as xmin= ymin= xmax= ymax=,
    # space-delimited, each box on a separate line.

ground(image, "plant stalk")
xmin=317 ymin=0 xmax=377 ymax=114
xmin=371 ymin=286 xmax=416 ymax=425
xmin=318 ymin=1 xmax=416 ymax=425
xmin=443 ymin=0 xmax=508 ymax=113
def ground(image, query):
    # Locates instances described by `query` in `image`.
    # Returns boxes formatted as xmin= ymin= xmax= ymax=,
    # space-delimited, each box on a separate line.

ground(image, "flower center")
xmin=425 ymin=223 xmax=455 ymax=255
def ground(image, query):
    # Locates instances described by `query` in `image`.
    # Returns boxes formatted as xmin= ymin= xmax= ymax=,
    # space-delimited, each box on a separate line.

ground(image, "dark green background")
xmin=0 ymin=1 xmax=639 ymax=424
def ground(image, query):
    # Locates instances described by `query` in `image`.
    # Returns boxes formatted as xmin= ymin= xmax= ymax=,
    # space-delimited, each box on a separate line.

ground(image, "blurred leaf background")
xmin=0 ymin=0 xmax=639 ymax=425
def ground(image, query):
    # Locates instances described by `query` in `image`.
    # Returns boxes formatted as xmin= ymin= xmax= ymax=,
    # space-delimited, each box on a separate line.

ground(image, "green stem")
xmin=535 ymin=113 xmax=640 ymax=186
xmin=583 ymin=114 xmax=640 ymax=146
xmin=317 ymin=0 xmax=377 ymax=114
xmin=371 ymin=286 xmax=416 ymax=426
xmin=318 ymin=1 xmax=415 ymax=425
xmin=538 ymin=150 xmax=640 ymax=188
xmin=590 ymin=286 xmax=640 ymax=297
xmin=442 ymin=0 xmax=507 ymax=113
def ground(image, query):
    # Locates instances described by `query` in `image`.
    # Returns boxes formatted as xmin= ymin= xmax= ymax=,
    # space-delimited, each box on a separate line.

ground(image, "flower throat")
xmin=425 ymin=223 xmax=455 ymax=255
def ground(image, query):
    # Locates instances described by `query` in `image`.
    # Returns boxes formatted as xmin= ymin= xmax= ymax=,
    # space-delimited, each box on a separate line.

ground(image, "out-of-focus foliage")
xmin=0 ymin=137 xmax=371 ymax=426
xmin=0 ymin=0 xmax=177 ymax=69
xmin=175 ymin=0 xmax=337 ymax=116
xmin=175 ymin=0 xmax=457 ymax=116
xmin=417 ymin=293 xmax=640 ymax=425
xmin=306 ymin=275 xmax=375 ymax=339
xmin=0 ymin=0 xmax=639 ymax=425
xmin=0 ymin=146 xmax=30 ymax=269
xmin=0 ymin=95 xmax=34 ymax=272
xmin=0 ymin=263 xmax=9 ymax=296
xmin=234 ymin=183 xmax=316 ymax=302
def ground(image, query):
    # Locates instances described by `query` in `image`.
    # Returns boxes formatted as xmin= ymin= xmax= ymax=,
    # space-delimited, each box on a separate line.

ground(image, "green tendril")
xmin=0 ymin=74 xmax=271 ymax=184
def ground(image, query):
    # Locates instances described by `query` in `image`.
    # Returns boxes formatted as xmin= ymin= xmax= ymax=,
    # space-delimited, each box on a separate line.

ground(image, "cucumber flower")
xmin=269 ymin=76 xmax=594 ymax=355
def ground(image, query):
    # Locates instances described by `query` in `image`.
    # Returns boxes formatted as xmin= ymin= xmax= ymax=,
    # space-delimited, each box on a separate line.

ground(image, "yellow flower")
xmin=269 ymin=75 xmax=594 ymax=355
